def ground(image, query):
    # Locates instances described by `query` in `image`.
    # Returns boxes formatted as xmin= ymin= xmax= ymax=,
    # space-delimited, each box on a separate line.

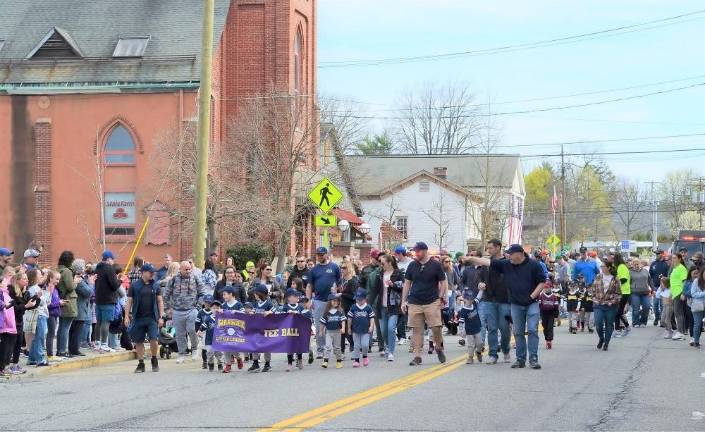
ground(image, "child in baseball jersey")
xmin=196 ymin=296 xmax=223 ymax=371
xmin=539 ymin=284 xmax=559 ymax=349
xmin=279 ymin=289 xmax=309 ymax=371
xmin=566 ymin=282 xmax=581 ymax=334
xmin=248 ymin=284 xmax=276 ymax=373
xmin=347 ymin=289 xmax=375 ymax=367
xmin=320 ymin=293 xmax=346 ymax=369
xmin=220 ymin=287 xmax=245 ymax=373
xmin=458 ymin=290 xmax=483 ymax=364
xmin=578 ymin=285 xmax=594 ymax=333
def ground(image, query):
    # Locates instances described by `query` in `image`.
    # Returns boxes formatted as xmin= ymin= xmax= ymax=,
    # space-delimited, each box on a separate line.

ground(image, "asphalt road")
xmin=1 ymin=325 xmax=704 ymax=432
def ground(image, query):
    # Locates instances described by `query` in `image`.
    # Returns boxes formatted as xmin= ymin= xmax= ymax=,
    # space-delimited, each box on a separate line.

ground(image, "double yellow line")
xmin=258 ymin=355 xmax=466 ymax=432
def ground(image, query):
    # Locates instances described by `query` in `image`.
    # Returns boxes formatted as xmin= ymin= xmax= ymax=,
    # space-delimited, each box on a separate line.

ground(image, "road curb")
xmin=21 ymin=351 xmax=136 ymax=378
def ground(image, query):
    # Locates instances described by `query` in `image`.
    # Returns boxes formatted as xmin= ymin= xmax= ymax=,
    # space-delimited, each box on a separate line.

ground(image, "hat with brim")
xmin=504 ymin=244 xmax=524 ymax=254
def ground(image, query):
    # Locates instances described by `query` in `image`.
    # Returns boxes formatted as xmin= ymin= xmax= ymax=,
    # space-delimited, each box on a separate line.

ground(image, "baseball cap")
xmin=285 ymin=288 xmax=300 ymax=299
xmin=23 ymin=249 xmax=40 ymax=259
xmin=394 ymin=245 xmax=407 ymax=255
xmin=0 ymin=248 xmax=14 ymax=257
xmin=327 ymin=293 xmax=340 ymax=301
xmin=579 ymin=246 xmax=587 ymax=253
xmin=505 ymin=244 xmax=524 ymax=254
xmin=354 ymin=288 xmax=367 ymax=300
xmin=254 ymin=284 xmax=268 ymax=296
xmin=369 ymin=248 xmax=381 ymax=259
xmin=246 ymin=261 xmax=255 ymax=268
xmin=678 ymin=246 xmax=688 ymax=252
xmin=463 ymin=290 xmax=475 ymax=300
xmin=140 ymin=263 xmax=156 ymax=273
xmin=203 ymin=295 xmax=214 ymax=304
xmin=413 ymin=242 xmax=428 ymax=251
xmin=655 ymin=249 xmax=664 ymax=255
xmin=223 ymin=286 xmax=236 ymax=295
xmin=212 ymin=299 xmax=222 ymax=307
xmin=316 ymin=246 xmax=328 ymax=255
xmin=102 ymin=250 xmax=115 ymax=261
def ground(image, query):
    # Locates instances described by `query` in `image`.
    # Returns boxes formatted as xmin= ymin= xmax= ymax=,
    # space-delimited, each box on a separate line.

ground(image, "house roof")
xmin=344 ymin=154 xmax=522 ymax=196
xmin=331 ymin=208 xmax=365 ymax=225
xmin=364 ymin=170 xmax=482 ymax=202
xmin=0 ymin=0 xmax=231 ymax=85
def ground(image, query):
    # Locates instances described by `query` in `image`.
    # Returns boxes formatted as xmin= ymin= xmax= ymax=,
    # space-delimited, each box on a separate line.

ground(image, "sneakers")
xmin=100 ymin=345 xmax=115 ymax=353
xmin=614 ymin=331 xmax=623 ymax=338
xmin=529 ymin=360 xmax=542 ymax=370
xmin=335 ymin=361 xmax=343 ymax=369
xmin=134 ymin=361 xmax=146 ymax=373
xmin=503 ymin=353 xmax=511 ymax=363
xmin=151 ymin=357 xmax=159 ymax=372
xmin=191 ymin=351 xmax=200 ymax=362
xmin=602 ymin=344 xmax=609 ymax=351
xmin=236 ymin=358 xmax=244 ymax=370
xmin=398 ymin=337 xmax=407 ymax=345
xmin=488 ymin=355 xmax=498 ymax=365
xmin=546 ymin=341 xmax=552 ymax=350
xmin=597 ymin=340 xmax=604 ymax=350
xmin=409 ymin=356 xmax=422 ymax=366
xmin=510 ymin=360 xmax=525 ymax=369
xmin=352 ymin=360 xmax=360 ymax=368
xmin=308 ymin=351 xmax=314 ymax=364
xmin=427 ymin=341 xmax=435 ymax=355
xmin=296 ymin=358 xmax=304 ymax=370
xmin=261 ymin=362 xmax=272 ymax=373
xmin=437 ymin=350 xmax=446 ymax=364
xmin=475 ymin=351 xmax=483 ymax=363
xmin=653 ymin=319 xmax=659 ymax=326
xmin=387 ymin=353 xmax=394 ymax=362
xmin=218 ymin=363 xmax=223 ymax=371
xmin=248 ymin=361 xmax=260 ymax=373
xmin=466 ymin=355 xmax=474 ymax=364
xmin=9 ymin=365 xmax=27 ymax=375
xmin=321 ymin=360 xmax=329 ymax=369
xmin=672 ymin=332 xmax=685 ymax=340
xmin=208 ymin=363 xmax=214 ymax=372
xmin=458 ymin=338 xmax=466 ymax=346
xmin=363 ymin=357 xmax=370 ymax=367
xmin=663 ymin=331 xmax=673 ymax=339
xmin=223 ymin=364 xmax=232 ymax=374
xmin=201 ymin=361 xmax=207 ymax=370
xmin=176 ymin=355 xmax=186 ymax=364
xmin=286 ymin=364 xmax=293 ymax=372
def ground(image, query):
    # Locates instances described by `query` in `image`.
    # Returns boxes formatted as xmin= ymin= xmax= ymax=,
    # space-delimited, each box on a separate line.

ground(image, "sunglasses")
xmin=265 ymin=268 xmax=272 ymax=271
xmin=341 ymin=266 xmax=348 ymax=270
xmin=248 ymin=271 xmax=255 ymax=274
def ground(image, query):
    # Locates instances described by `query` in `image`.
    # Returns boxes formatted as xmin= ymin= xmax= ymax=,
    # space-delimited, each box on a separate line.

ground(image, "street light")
xmin=338 ymin=219 xmax=350 ymax=242
xmin=359 ymin=222 xmax=370 ymax=235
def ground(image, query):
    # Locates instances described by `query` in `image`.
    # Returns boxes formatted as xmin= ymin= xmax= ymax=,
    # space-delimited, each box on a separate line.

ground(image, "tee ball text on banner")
xmin=212 ymin=311 xmax=312 ymax=353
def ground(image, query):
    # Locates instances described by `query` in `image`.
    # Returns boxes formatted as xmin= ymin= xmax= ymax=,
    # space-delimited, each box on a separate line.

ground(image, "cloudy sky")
xmin=317 ymin=0 xmax=705 ymax=183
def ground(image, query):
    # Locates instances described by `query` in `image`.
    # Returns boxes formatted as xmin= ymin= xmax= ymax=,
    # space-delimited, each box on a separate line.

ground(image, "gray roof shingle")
xmin=344 ymin=154 xmax=522 ymax=196
xmin=0 ymin=0 xmax=231 ymax=85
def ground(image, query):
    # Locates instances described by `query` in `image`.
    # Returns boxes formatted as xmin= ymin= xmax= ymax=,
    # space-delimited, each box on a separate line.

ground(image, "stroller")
xmin=159 ymin=324 xmax=178 ymax=359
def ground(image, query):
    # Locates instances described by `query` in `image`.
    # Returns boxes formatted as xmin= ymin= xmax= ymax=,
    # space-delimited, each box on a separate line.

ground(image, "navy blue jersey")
xmin=458 ymin=300 xmax=481 ymax=335
xmin=221 ymin=300 xmax=244 ymax=312
xmin=196 ymin=310 xmax=217 ymax=345
xmin=279 ymin=303 xmax=305 ymax=314
xmin=253 ymin=299 xmax=276 ymax=314
xmin=347 ymin=303 xmax=375 ymax=334
xmin=320 ymin=308 xmax=346 ymax=331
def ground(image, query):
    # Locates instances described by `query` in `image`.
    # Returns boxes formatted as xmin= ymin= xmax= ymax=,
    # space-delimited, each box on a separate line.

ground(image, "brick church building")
xmin=0 ymin=0 xmax=317 ymax=264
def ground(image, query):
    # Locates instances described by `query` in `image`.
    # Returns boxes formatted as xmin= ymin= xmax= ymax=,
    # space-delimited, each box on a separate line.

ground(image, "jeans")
xmin=693 ymin=310 xmax=705 ymax=344
xmin=80 ymin=321 xmax=91 ymax=347
xmin=29 ymin=316 xmax=48 ymax=364
xmin=312 ymin=300 xmax=327 ymax=355
xmin=173 ymin=309 xmax=199 ymax=355
xmin=594 ymin=304 xmax=617 ymax=346
xmin=630 ymin=294 xmax=650 ymax=326
xmin=380 ymin=308 xmax=399 ymax=354
xmin=480 ymin=301 xmax=511 ymax=358
xmin=45 ymin=316 xmax=58 ymax=356
xmin=57 ymin=317 xmax=74 ymax=354
xmin=510 ymin=302 xmax=540 ymax=363
xmin=652 ymin=296 xmax=661 ymax=322
xmin=352 ymin=332 xmax=370 ymax=360
xmin=69 ymin=320 xmax=84 ymax=354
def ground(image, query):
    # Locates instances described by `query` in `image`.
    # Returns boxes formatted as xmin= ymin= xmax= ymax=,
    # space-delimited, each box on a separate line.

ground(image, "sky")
xmin=317 ymin=0 xmax=705 ymax=184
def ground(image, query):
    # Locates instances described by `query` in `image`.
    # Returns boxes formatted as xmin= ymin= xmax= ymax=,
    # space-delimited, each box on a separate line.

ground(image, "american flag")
xmin=551 ymin=185 xmax=558 ymax=215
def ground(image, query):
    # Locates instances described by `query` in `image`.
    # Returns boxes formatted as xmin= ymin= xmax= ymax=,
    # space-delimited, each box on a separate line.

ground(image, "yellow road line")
xmin=258 ymin=355 xmax=465 ymax=432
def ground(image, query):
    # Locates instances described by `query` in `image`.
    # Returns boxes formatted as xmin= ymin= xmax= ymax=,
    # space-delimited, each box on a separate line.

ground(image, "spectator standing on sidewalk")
xmin=163 ymin=261 xmax=205 ymax=363
xmin=69 ymin=259 xmax=91 ymax=357
xmin=94 ymin=251 xmax=121 ymax=353
xmin=56 ymin=251 xmax=79 ymax=357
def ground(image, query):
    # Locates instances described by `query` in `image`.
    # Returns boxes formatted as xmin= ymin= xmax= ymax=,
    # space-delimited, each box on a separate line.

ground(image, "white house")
xmin=344 ymin=154 xmax=526 ymax=251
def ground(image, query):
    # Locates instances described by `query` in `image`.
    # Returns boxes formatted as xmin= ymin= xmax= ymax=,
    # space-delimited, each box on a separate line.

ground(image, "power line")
xmin=319 ymin=10 xmax=705 ymax=68
xmin=496 ymin=133 xmax=705 ymax=149
xmin=521 ymin=147 xmax=705 ymax=158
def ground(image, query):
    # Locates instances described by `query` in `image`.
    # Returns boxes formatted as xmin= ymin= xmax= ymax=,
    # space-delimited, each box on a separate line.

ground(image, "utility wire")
xmin=495 ymin=133 xmax=705 ymax=149
xmin=319 ymin=10 xmax=705 ymax=68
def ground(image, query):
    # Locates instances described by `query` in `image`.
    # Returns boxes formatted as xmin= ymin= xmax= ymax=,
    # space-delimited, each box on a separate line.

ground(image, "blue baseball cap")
xmin=285 ymin=288 xmax=300 ymax=299
xmin=203 ymin=295 xmax=214 ymax=304
xmin=505 ymin=244 xmax=524 ymax=254
xmin=394 ymin=245 xmax=407 ymax=255
xmin=0 ymin=248 xmax=13 ymax=257
xmin=413 ymin=242 xmax=428 ymax=251
xmin=354 ymin=288 xmax=367 ymax=300
xmin=254 ymin=283 xmax=268 ymax=296
xmin=140 ymin=263 xmax=156 ymax=273
xmin=316 ymin=246 xmax=328 ymax=255
xmin=327 ymin=293 xmax=340 ymax=301
xmin=222 ymin=286 xmax=236 ymax=295
xmin=102 ymin=250 xmax=115 ymax=261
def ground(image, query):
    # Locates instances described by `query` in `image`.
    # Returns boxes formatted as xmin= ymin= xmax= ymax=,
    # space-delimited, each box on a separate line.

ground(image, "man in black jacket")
xmin=94 ymin=250 xmax=121 ymax=352
xmin=286 ymin=256 xmax=310 ymax=291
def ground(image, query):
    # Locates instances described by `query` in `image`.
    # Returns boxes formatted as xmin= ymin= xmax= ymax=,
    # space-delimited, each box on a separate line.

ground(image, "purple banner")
xmin=212 ymin=311 xmax=312 ymax=353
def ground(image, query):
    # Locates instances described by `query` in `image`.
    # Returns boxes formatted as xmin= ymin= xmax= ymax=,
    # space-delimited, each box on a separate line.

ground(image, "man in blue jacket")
xmin=125 ymin=264 xmax=164 ymax=373
xmin=572 ymin=247 xmax=599 ymax=286
xmin=649 ymin=250 xmax=669 ymax=326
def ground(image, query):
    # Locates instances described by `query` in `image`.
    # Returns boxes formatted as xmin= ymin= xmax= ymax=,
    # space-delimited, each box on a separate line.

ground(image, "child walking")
xmin=196 ymin=295 xmax=224 ymax=372
xmin=458 ymin=290 xmax=483 ymax=364
xmin=319 ymin=293 xmax=346 ymax=369
xmin=220 ymin=287 xmax=245 ymax=373
xmin=280 ymin=289 xmax=309 ymax=371
xmin=658 ymin=278 xmax=674 ymax=339
xmin=249 ymin=284 xmax=275 ymax=373
xmin=579 ymin=285 xmax=594 ymax=333
xmin=347 ymin=289 xmax=374 ymax=367
xmin=539 ymin=284 xmax=559 ymax=349
xmin=566 ymin=282 xmax=581 ymax=334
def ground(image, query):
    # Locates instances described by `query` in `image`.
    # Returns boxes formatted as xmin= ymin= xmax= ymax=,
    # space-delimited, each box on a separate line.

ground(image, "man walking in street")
xmin=649 ymin=250 xmax=669 ymax=326
xmin=394 ymin=246 xmax=412 ymax=273
xmin=306 ymin=247 xmax=341 ymax=358
xmin=163 ymin=261 xmax=205 ymax=364
xmin=94 ymin=250 xmax=121 ymax=353
xmin=401 ymin=242 xmax=448 ymax=366
xmin=125 ymin=264 xmax=164 ymax=373
xmin=573 ymin=247 xmax=599 ymax=286
xmin=470 ymin=244 xmax=546 ymax=369
xmin=474 ymin=239 xmax=512 ymax=364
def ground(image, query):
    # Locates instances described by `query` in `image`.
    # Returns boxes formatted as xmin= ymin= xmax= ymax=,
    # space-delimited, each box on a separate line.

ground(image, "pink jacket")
xmin=0 ymin=282 xmax=17 ymax=334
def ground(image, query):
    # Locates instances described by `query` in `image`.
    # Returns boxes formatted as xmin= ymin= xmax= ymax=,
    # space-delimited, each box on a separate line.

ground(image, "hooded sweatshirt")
xmin=95 ymin=261 xmax=121 ymax=305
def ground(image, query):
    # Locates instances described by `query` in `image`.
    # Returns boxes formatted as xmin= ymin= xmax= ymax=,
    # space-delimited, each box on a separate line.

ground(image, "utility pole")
xmin=646 ymin=181 xmax=660 ymax=251
xmin=690 ymin=177 xmax=705 ymax=230
xmin=192 ymin=0 xmax=215 ymax=268
xmin=560 ymin=144 xmax=567 ymax=250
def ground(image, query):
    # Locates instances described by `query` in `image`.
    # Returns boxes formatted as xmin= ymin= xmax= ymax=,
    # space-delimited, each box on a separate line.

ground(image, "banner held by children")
xmin=212 ymin=311 xmax=312 ymax=353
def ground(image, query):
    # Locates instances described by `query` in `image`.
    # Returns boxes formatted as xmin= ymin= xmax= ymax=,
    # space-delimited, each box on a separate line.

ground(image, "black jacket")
xmin=286 ymin=267 xmax=310 ymax=289
xmin=480 ymin=258 xmax=509 ymax=304
xmin=340 ymin=276 xmax=360 ymax=311
xmin=377 ymin=268 xmax=405 ymax=315
xmin=94 ymin=261 xmax=121 ymax=305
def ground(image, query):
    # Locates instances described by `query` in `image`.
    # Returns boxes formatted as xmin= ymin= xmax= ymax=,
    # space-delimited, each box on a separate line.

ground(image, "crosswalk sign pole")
xmin=323 ymin=227 xmax=330 ymax=250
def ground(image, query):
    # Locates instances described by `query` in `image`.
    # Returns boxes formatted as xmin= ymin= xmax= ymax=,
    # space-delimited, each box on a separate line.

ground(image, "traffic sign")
xmin=308 ymin=177 xmax=343 ymax=213
xmin=620 ymin=240 xmax=631 ymax=252
xmin=546 ymin=235 xmax=561 ymax=247
xmin=315 ymin=214 xmax=338 ymax=227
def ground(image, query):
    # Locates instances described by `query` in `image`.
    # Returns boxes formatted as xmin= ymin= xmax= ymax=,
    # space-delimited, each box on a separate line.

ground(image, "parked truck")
xmin=671 ymin=230 xmax=705 ymax=256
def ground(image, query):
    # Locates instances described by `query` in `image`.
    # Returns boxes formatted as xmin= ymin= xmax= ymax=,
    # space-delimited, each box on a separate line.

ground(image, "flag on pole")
xmin=551 ymin=185 xmax=558 ymax=215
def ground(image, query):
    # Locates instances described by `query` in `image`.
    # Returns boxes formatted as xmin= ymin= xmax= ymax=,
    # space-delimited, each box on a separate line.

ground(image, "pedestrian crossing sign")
xmin=315 ymin=214 xmax=338 ymax=227
xmin=308 ymin=177 xmax=343 ymax=213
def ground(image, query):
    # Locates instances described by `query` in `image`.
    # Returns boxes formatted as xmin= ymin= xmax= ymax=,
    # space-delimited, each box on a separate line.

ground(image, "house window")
xmin=112 ymin=37 xmax=150 ymax=57
xmin=419 ymin=181 xmax=430 ymax=192
xmin=105 ymin=192 xmax=136 ymax=236
xmin=395 ymin=216 xmax=408 ymax=240
xmin=104 ymin=125 xmax=136 ymax=165
xmin=28 ymin=28 xmax=83 ymax=59
xmin=294 ymin=29 xmax=303 ymax=93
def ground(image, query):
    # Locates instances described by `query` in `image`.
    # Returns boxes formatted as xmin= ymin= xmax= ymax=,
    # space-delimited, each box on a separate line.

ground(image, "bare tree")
xmin=659 ymin=169 xmax=699 ymax=235
xmin=611 ymin=180 xmax=650 ymax=240
xmin=365 ymin=196 xmax=404 ymax=250
xmin=396 ymin=82 xmax=481 ymax=154
xmin=422 ymin=191 xmax=452 ymax=250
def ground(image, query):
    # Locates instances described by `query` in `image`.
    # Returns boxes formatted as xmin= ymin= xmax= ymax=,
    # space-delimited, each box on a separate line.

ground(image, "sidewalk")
xmin=12 ymin=347 xmax=136 ymax=378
